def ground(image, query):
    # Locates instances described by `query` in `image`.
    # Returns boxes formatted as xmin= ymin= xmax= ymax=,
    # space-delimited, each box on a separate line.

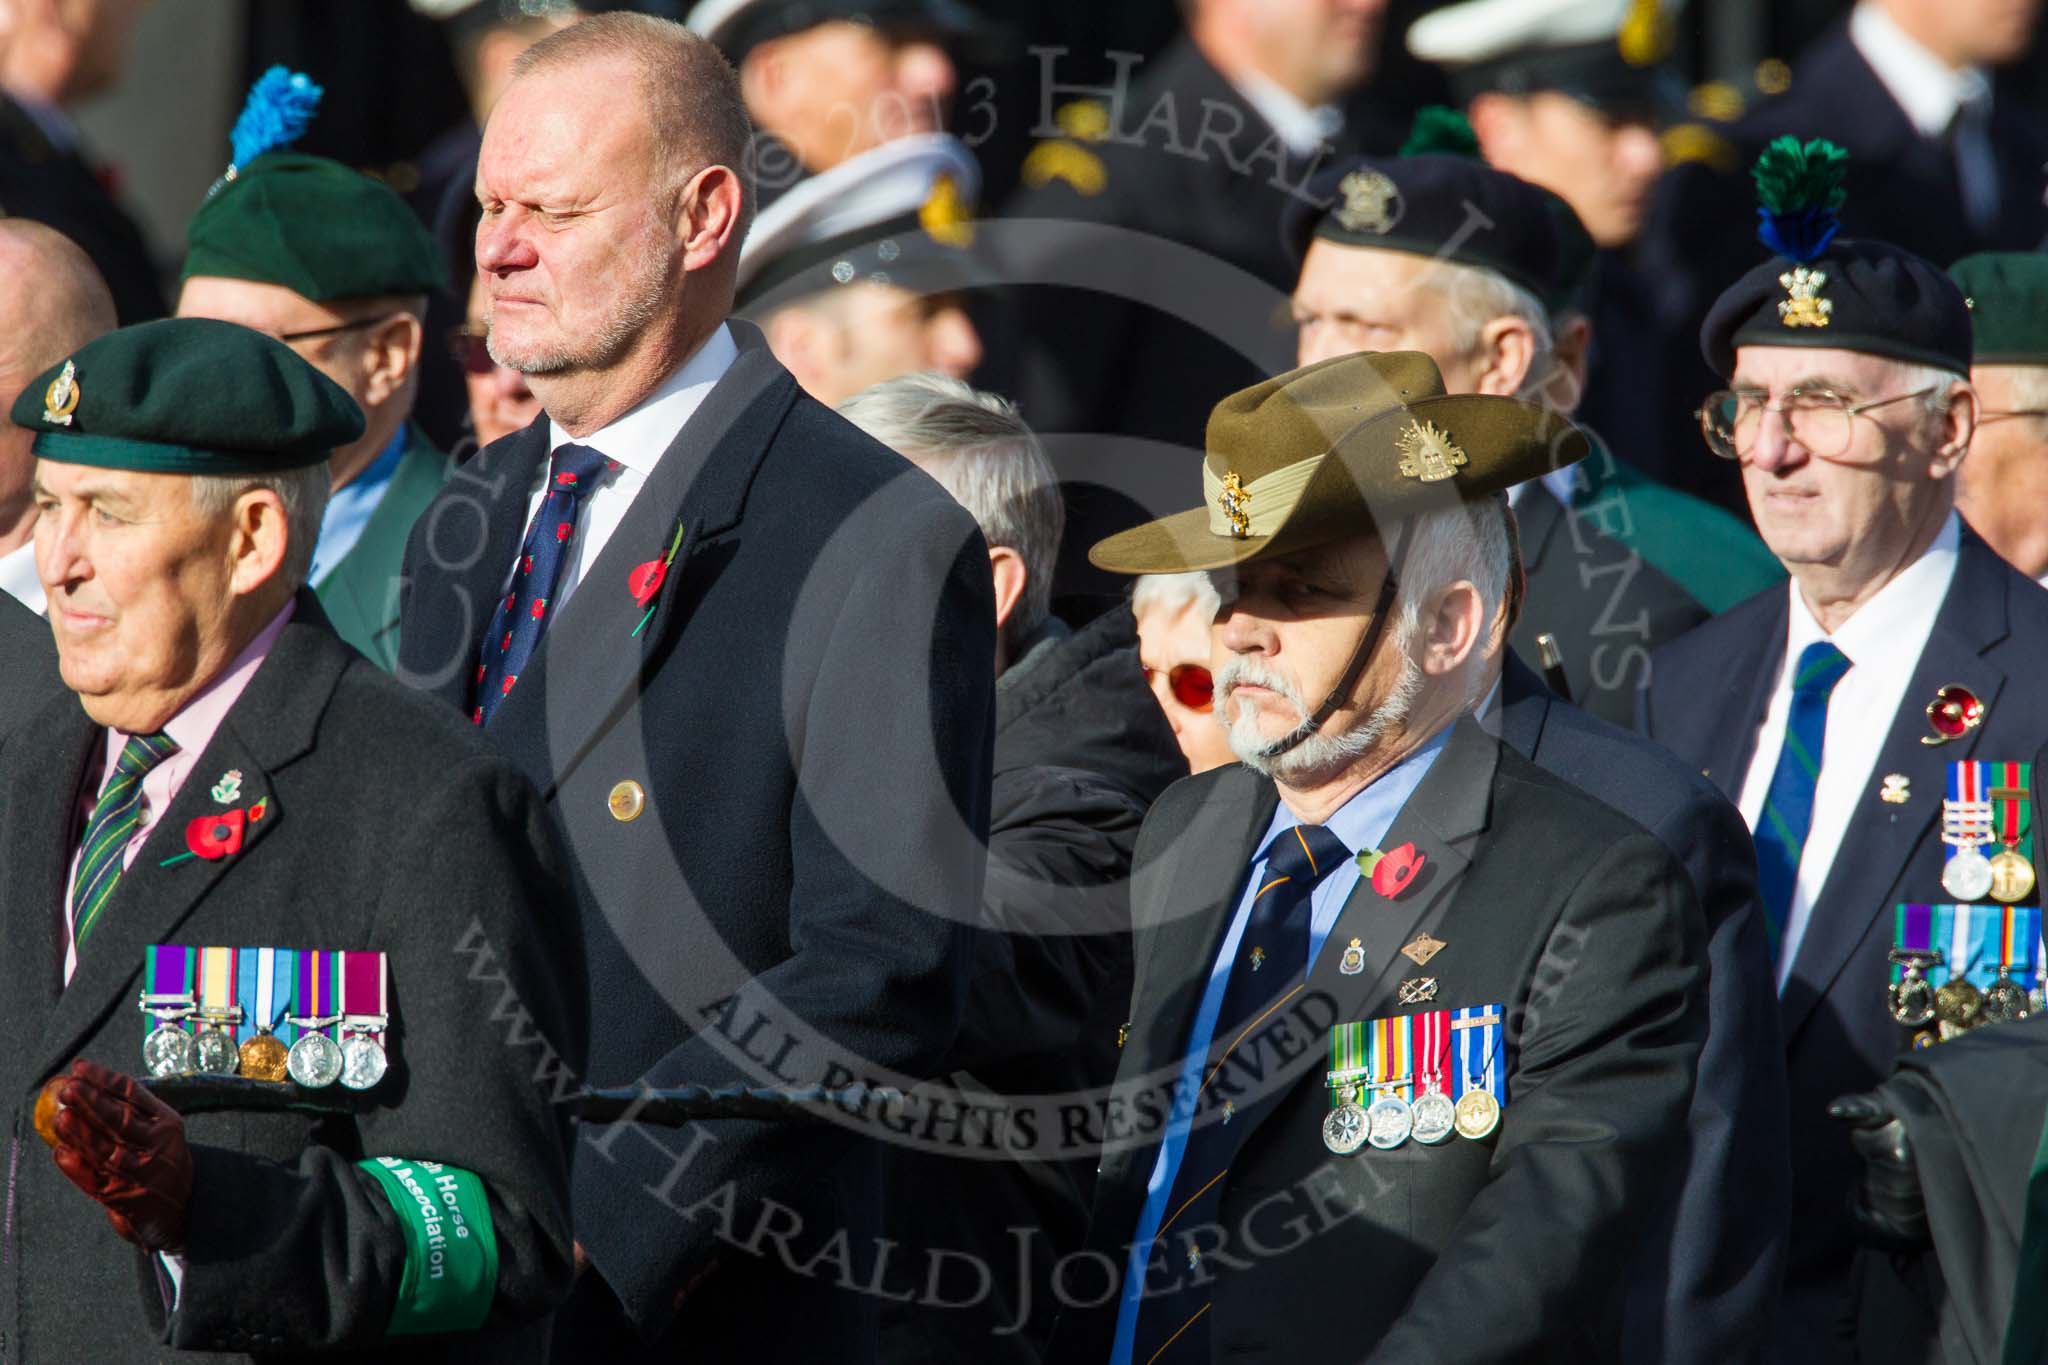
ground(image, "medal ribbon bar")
xmin=1451 ymin=1005 xmax=1506 ymax=1104
xmin=1413 ymin=1009 xmax=1452 ymax=1098
xmin=1370 ymin=1014 xmax=1412 ymax=1103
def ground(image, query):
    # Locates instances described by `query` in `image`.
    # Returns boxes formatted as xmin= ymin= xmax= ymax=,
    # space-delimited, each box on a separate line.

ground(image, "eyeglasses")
xmin=278 ymin=313 xmax=401 ymax=345
xmin=1697 ymin=385 xmax=1937 ymax=461
xmin=1979 ymin=407 xmax=2048 ymax=426
xmin=1143 ymin=663 xmax=1214 ymax=712
xmin=447 ymin=325 xmax=495 ymax=374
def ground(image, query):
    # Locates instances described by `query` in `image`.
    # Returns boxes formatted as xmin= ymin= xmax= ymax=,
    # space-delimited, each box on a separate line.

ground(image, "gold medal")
xmin=238 ymin=1029 xmax=289 ymax=1082
xmin=1989 ymin=848 xmax=2036 ymax=903
xmin=1453 ymin=1089 xmax=1501 ymax=1141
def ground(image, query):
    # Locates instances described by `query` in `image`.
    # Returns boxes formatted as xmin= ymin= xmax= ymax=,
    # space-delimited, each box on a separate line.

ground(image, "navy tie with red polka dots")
xmin=472 ymin=442 xmax=615 ymax=725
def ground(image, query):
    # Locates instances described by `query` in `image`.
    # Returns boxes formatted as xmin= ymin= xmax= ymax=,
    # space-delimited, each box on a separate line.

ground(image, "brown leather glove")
xmin=47 ymin=1059 xmax=194 ymax=1252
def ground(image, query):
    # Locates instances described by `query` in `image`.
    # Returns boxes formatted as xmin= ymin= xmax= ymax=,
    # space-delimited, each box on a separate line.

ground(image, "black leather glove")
xmin=1830 ymin=1090 xmax=1929 ymax=1252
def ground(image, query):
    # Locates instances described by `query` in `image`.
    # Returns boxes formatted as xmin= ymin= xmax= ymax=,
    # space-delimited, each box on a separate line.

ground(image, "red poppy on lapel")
xmin=1370 ymin=842 xmax=1424 ymax=898
xmin=247 ymin=798 xmax=269 ymax=824
xmin=186 ymin=809 xmax=246 ymax=861
xmin=629 ymin=558 xmax=667 ymax=608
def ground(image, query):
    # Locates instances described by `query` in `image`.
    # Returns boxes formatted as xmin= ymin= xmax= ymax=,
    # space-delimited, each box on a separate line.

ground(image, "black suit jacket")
xmin=1498 ymin=654 xmax=1788 ymax=1365
xmin=1511 ymin=483 xmax=1708 ymax=729
xmin=397 ymin=323 xmax=997 ymax=1361
xmin=0 ymin=589 xmax=58 ymax=738
xmin=1048 ymin=716 xmax=1707 ymax=1362
xmin=1640 ymin=523 xmax=2048 ymax=1361
xmin=0 ymin=94 xmax=166 ymax=324
xmin=0 ymin=596 xmax=583 ymax=1361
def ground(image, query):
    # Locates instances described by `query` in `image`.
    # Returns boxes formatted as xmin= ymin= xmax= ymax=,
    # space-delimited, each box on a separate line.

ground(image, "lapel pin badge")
xmin=1249 ymin=945 xmax=1266 ymax=972
xmin=1363 ymin=842 xmax=1425 ymax=898
xmin=1338 ymin=937 xmax=1365 ymax=975
xmin=1402 ymin=933 xmax=1446 ymax=967
xmin=1880 ymin=773 xmax=1911 ymax=805
xmin=209 ymin=769 xmax=243 ymax=805
xmin=1921 ymin=684 xmax=1984 ymax=747
xmin=1398 ymin=976 xmax=1439 ymax=1005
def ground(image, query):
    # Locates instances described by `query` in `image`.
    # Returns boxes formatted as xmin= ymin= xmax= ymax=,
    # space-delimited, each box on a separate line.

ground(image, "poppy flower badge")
xmin=1357 ymin=841 xmax=1426 ymax=899
xmin=629 ymin=519 xmax=689 ymax=638
xmin=159 ymin=799 xmax=269 ymax=868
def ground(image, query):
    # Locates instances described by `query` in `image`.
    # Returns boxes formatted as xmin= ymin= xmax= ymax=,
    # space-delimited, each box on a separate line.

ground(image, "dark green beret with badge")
xmin=1701 ymin=137 xmax=1972 ymax=377
xmin=1949 ymin=253 xmax=2048 ymax=365
xmin=13 ymin=317 xmax=366 ymax=474
xmin=1089 ymin=350 xmax=1588 ymax=575
xmin=181 ymin=67 xmax=445 ymax=302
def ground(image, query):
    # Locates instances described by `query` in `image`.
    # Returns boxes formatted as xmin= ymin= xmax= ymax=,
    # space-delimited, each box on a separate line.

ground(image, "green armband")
xmin=356 ymin=1157 xmax=501 ymax=1336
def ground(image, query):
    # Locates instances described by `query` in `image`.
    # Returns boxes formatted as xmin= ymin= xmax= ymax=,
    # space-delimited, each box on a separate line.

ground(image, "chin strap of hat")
xmin=1257 ymin=515 xmax=1417 ymax=762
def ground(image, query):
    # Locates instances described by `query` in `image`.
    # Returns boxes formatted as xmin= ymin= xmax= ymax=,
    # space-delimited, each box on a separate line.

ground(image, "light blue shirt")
xmin=1109 ymin=726 xmax=1449 ymax=1361
xmin=309 ymin=429 xmax=407 ymax=587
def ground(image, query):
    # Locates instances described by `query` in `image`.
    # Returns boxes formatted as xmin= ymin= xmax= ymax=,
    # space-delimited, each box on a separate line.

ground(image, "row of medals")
xmin=1939 ymin=803 xmax=2034 ymax=904
xmin=1321 ymin=1074 xmax=1499 ymax=1155
xmin=1888 ymin=952 xmax=2039 ymax=1040
xmin=140 ymin=996 xmax=389 ymax=1091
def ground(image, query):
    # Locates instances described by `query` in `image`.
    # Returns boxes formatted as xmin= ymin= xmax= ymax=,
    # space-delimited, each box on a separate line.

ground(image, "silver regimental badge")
xmin=1338 ymin=938 xmax=1365 ymax=976
xmin=42 ymin=360 xmax=79 ymax=425
xmin=1334 ymin=171 xmax=1400 ymax=234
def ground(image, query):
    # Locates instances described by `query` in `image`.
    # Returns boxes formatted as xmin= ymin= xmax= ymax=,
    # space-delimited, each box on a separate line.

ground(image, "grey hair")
xmin=837 ymin=373 xmax=1064 ymax=650
xmin=1387 ymin=498 xmax=1513 ymax=708
xmin=1426 ymin=258 xmax=1560 ymax=404
xmin=510 ymin=11 xmax=757 ymax=242
xmin=189 ymin=465 xmax=331 ymax=593
xmin=1888 ymin=359 xmax=1972 ymax=417
xmin=1131 ymin=570 xmax=1221 ymax=626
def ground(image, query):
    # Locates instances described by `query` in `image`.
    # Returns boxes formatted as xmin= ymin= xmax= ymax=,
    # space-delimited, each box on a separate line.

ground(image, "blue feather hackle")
xmin=1757 ymin=206 xmax=1840 ymax=264
xmin=229 ymin=66 xmax=323 ymax=170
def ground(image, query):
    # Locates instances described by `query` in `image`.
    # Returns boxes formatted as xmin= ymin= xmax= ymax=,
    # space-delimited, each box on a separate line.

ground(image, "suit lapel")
xmin=0 ymin=695 xmax=99 ymax=1027
xmin=31 ymin=599 xmax=346 ymax=1082
xmin=1494 ymin=652 xmax=1554 ymax=758
xmin=396 ymin=419 xmax=549 ymax=709
xmin=1700 ymin=591 xmax=1786 ymax=795
xmin=1782 ymin=533 xmax=2012 ymax=1042
xmin=484 ymin=328 xmax=799 ymax=796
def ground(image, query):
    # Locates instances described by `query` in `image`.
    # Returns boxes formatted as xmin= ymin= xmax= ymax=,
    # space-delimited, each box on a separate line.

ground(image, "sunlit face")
xmin=461 ymin=275 xmax=543 ymax=448
xmin=749 ymin=21 xmax=956 ymax=171
xmin=1889 ymin=0 xmax=2041 ymax=65
xmin=1135 ymin=596 xmax=1236 ymax=773
xmin=176 ymin=276 xmax=377 ymax=414
xmin=33 ymin=462 xmax=248 ymax=732
xmin=1730 ymin=345 xmax=1960 ymax=579
xmin=1476 ymin=92 xmax=1663 ymax=248
xmin=1212 ymin=536 xmax=1416 ymax=780
xmin=475 ymin=55 xmax=682 ymax=378
xmin=1292 ymin=241 xmax=1481 ymax=383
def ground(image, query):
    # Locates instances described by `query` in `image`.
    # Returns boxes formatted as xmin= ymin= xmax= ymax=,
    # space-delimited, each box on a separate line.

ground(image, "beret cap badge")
xmin=1396 ymin=419 xmax=1468 ymax=483
xmin=1751 ymin=137 xmax=1848 ymax=330
xmin=1334 ymin=170 xmax=1400 ymax=234
xmin=1778 ymin=267 xmax=1832 ymax=328
xmin=41 ymin=360 xmax=79 ymax=427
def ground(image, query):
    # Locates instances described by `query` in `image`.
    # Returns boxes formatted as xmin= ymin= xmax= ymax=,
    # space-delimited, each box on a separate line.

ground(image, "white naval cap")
xmin=737 ymin=133 xmax=986 ymax=310
xmin=1407 ymin=0 xmax=1684 ymax=113
xmin=687 ymin=0 xmax=1000 ymax=63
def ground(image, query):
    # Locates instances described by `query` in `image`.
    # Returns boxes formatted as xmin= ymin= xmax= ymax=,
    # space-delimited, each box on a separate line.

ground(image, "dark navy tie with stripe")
xmin=1752 ymin=640 xmax=1852 ymax=963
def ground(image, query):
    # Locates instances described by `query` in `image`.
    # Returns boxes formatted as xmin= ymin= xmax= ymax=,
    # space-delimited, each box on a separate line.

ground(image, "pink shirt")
xmin=62 ymin=603 xmax=295 ymax=985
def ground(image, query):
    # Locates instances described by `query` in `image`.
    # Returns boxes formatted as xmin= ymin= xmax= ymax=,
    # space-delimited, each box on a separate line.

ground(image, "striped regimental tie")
xmin=71 ymin=730 xmax=180 ymax=946
xmin=1752 ymin=640 xmax=1853 ymax=962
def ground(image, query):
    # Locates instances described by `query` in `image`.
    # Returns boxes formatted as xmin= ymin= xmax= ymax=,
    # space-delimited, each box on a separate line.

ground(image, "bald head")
xmin=0 ymin=220 xmax=117 ymax=380
xmin=0 ymin=219 xmax=115 ymax=554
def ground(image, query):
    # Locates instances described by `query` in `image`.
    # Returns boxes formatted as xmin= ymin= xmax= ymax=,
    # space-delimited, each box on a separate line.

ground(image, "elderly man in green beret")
xmin=0 ymin=316 xmax=584 ymax=1360
xmin=1047 ymin=349 xmax=1705 ymax=1363
xmin=176 ymin=70 xmax=449 ymax=670
xmin=1951 ymin=252 xmax=2048 ymax=585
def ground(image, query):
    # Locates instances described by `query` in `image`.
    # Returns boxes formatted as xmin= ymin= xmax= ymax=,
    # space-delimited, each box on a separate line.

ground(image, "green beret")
xmin=1949 ymin=253 xmax=2048 ymax=365
xmin=182 ymin=152 xmax=446 ymax=302
xmin=13 ymin=318 xmax=366 ymax=474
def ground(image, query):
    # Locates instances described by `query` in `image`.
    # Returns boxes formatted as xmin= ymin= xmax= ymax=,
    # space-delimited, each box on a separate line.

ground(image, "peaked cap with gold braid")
xmin=1088 ymin=350 xmax=1589 ymax=575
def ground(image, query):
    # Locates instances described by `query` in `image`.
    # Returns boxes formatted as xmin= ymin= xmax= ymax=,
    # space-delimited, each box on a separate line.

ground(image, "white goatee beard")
xmin=1215 ymin=647 xmax=1422 ymax=784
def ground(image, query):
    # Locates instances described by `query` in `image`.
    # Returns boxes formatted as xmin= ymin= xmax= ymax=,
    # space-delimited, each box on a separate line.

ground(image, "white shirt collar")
xmin=1786 ymin=511 xmax=1961 ymax=663
xmin=1229 ymin=68 xmax=1343 ymax=159
xmin=547 ymin=323 xmax=740 ymax=475
xmin=0 ymin=539 xmax=44 ymax=615
xmin=1850 ymin=3 xmax=1992 ymax=138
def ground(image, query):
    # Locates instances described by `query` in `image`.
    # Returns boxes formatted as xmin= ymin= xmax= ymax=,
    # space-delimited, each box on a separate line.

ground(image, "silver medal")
xmin=286 ymin=1031 xmax=343 ymax=1088
xmin=1410 ymin=1090 xmax=1456 ymax=1145
xmin=143 ymin=1024 xmax=196 ymax=1079
xmin=1366 ymin=1095 xmax=1413 ymax=1150
xmin=339 ymin=1034 xmax=388 ymax=1091
xmin=1942 ymin=848 xmax=1995 ymax=902
xmin=193 ymin=1026 xmax=239 ymax=1075
xmin=1322 ymin=1103 xmax=1367 ymax=1155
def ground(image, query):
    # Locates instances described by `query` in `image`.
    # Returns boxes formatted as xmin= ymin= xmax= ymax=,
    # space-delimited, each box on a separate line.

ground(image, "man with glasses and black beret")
xmin=1641 ymin=139 xmax=2048 ymax=1362
xmin=174 ymin=70 xmax=450 ymax=671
